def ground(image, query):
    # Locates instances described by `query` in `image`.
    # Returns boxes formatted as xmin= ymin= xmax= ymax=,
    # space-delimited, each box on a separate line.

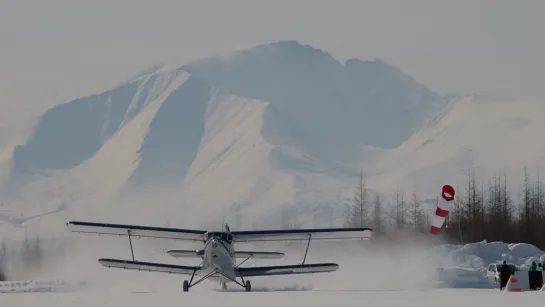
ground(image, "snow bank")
xmin=429 ymin=240 xmax=545 ymax=288
xmin=434 ymin=267 xmax=495 ymax=289
xmin=430 ymin=240 xmax=545 ymax=271
xmin=0 ymin=280 xmax=85 ymax=293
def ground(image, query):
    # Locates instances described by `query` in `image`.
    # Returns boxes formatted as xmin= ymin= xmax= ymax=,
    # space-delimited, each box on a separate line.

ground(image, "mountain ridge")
xmin=2 ymin=41 xmax=541 ymax=239
xmin=10 ymin=40 xmax=445 ymax=178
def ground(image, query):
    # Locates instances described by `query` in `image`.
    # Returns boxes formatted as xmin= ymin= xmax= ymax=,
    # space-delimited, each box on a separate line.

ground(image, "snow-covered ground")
xmin=3 ymin=288 xmax=544 ymax=307
xmin=2 ymin=239 xmax=545 ymax=306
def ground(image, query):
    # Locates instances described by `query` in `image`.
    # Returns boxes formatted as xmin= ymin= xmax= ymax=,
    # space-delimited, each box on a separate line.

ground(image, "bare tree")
xmin=0 ymin=239 xmax=5 ymax=263
xmin=459 ymin=167 xmax=486 ymax=242
xmin=30 ymin=234 xmax=43 ymax=270
xmin=519 ymin=167 xmax=534 ymax=241
xmin=408 ymin=190 xmax=426 ymax=231
xmin=346 ymin=171 xmax=371 ymax=227
xmin=372 ymin=192 xmax=385 ymax=234
xmin=0 ymin=239 xmax=6 ymax=281
xmin=532 ymin=168 xmax=545 ymax=245
xmin=394 ymin=187 xmax=407 ymax=230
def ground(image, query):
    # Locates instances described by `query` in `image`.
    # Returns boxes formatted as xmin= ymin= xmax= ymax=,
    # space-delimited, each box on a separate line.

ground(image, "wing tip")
xmin=66 ymin=221 xmax=78 ymax=231
xmin=98 ymin=258 xmax=114 ymax=268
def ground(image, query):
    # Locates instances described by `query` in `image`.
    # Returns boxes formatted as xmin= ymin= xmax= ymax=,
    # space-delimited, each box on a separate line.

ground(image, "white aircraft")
xmin=66 ymin=221 xmax=373 ymax=292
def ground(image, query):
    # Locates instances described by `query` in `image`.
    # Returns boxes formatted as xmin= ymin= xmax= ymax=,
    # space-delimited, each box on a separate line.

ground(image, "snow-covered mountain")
xmin=367 ymin=95 xmax=545 ymax=195
xmin=11 ymin=41 xmax=444 ymax=178
xmin=0 ymin=40 xmax=543 ymax=239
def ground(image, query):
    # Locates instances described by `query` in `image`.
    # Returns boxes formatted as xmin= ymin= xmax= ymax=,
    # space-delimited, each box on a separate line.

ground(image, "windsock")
xmin=430 ymin=185 xmax=455 ymax=235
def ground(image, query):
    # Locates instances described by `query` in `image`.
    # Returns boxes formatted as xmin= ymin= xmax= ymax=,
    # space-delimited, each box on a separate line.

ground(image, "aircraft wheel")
xmin=183 ymin=280 xmax=189 ymax=292
xmin=245 ymin=280 xmax=251 ymax=292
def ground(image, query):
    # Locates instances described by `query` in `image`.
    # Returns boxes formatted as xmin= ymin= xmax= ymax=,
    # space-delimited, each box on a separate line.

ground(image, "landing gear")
xmin=245 ymin=280 xmax=251 ymax=292
xmin=181 ymin=268 xmax=251 ymax=292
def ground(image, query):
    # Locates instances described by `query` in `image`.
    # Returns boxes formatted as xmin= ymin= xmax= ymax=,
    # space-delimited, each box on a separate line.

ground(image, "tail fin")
xmin=222 ymin=214 xmax=231 ymax=233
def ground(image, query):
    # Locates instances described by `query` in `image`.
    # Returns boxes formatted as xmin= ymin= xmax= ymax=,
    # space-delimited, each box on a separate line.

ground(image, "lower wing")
xmin=236 ymin=263 xmax=339 ymax=277
xmin=98 ymin=258 xmax=203 ymax=275
xmin=97 ymin=259 xmax=338 ymax=277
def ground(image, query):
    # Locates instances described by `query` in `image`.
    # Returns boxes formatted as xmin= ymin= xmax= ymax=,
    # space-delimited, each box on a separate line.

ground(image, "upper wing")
xmin=231 ymin=227 xmax=373 ymax=242
xmin=236 ymin=263 xmax=338 ymax=277
xmin=66 ymin=221 xmax=206 ymax=241
xmin=98 ymin=258 xmax=203 ymax=276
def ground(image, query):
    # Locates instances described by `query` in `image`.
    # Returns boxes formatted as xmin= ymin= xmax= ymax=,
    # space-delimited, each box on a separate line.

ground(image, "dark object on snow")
xmin=0 ymin=267 xmax=6 ymax=281
xmin=499 ymin=261 xmax=513 ymax=290
xmin=528 ymin=270 xmax=543 ymax=290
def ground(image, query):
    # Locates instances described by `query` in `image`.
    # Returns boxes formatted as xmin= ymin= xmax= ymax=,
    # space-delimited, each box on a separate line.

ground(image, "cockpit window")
xmin=205 ymin=232 xmax=233 ymax=244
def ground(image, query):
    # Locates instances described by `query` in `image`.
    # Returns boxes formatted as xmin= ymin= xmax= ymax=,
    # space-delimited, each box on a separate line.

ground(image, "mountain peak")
xmin=251 ymin=40 xmax=334 ymax=57
xmin=185 ymin=40 xmax=341 ymax=72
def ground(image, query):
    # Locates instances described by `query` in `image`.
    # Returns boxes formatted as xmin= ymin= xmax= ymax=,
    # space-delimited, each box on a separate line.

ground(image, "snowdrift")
xmin=433 ymin=267 xmax=494 ymax=288
xmin=430 ymin=240 xmax=545 ymax=271
xmin=0 ymin=280 xmax=85 ymax=293
xmin=429 ymin=240 xmax=545 ymax=288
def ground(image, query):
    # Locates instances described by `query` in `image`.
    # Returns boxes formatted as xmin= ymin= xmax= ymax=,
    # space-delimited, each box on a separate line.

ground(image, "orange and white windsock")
xmin=430 ymin=185 xmax=455 ymax=235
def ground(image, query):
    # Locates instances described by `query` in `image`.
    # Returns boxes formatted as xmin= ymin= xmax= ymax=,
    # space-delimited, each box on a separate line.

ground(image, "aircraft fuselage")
xmin=200 ymin=232 xmax=236 ymax=284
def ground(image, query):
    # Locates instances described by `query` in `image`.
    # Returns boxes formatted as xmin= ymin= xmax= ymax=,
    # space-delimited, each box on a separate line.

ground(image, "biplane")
xmin=66 ymin=221 xmax=372 ymax=292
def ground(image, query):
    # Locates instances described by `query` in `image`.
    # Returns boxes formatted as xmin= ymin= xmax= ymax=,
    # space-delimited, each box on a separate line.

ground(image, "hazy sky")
xmin=1 ymin=0 xmax=544 ymax=118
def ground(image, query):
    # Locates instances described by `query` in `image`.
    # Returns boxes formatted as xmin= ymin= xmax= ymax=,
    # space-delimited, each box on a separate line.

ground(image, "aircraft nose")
xmin=211 ymin=239 xmax=219 ymax=247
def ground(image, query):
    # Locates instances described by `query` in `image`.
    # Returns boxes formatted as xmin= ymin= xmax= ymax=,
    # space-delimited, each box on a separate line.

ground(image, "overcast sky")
xmin=1 ymin=0 xmax=544 ymax=118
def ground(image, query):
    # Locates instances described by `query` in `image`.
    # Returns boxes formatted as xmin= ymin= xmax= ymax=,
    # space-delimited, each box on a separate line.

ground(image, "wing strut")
xmin=302 ymin=234 xmax=311 ymax=265
xmin=128 ymin=230 xmax=135 ymax=261
xmin=236 ymin=255 xmax=253 ymax=268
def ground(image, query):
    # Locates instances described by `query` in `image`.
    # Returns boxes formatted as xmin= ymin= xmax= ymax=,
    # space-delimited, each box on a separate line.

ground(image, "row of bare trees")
xmin=345 ymin=167 xmax=545 ymax=250
xmin=441 ymin=167 xmax=545 ymax=249
xmin=345 ymin=171 xmax=431 ymax=236
xmin=0 ymin=234 xmax=43 ymax=281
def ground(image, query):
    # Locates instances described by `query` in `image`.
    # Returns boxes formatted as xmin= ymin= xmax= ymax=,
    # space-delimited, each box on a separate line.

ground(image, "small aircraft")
xmin=66 ymin=221 xmax=373 ymax=292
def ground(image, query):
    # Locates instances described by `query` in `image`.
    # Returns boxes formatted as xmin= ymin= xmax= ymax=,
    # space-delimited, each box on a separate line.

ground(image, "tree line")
xmin=0 ymin=234 xmax=44 ymax=281
xmin=345 ymin=171 xmax=431 ymax=238
xmin=345 ymin=167 xmax=545 ymax=250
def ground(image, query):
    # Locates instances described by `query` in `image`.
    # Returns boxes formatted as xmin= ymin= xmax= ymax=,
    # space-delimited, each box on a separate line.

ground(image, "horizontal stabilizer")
xmin=98 ymin=258 xmax=203 ymax=276
xmin=66 ymin=221 xmax=206 ymax=241
xmin=167 ymin=250 xmax=204 ymax=258
xmin=166 ymin=250 xmax=284 ymax=259
xmin=232 ymin=228 xmax=373 ymax=242
xmin=235 ymin=251 xmax=285 ymax=259
xmin=237 ymin=263 xmax=339 ymax=277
